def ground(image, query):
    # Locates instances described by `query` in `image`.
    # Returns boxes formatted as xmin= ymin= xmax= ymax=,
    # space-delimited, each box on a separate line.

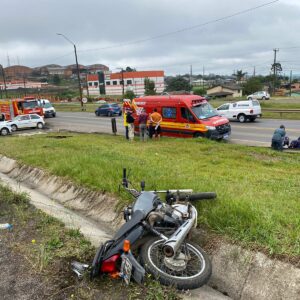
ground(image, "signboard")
xmin=82 ymin=97 xmax=88 ymax=104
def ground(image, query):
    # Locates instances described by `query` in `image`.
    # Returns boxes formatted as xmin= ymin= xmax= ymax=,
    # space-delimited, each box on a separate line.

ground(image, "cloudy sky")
xmin=0 ymin=0 xmax=300 ymax=75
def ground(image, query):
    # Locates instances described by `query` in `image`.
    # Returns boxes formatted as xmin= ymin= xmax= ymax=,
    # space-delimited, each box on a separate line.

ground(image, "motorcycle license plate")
xmin=121 ymin=254 xmax=132 ymax=285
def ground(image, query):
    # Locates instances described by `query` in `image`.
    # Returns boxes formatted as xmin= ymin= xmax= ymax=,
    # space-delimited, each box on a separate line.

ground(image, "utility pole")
xmin=253 ymin=66 xmax=256 ymax=77
xmin=189 ymin=64 xmax=193 ymax=88
xmin=57 ymin=33 xmax=83 ymax=110
xmin=290 ymin=70 xmax=293 ymax=97
xmin=86 ymin=73 xmax=90 ymax=98
xmin=0 ymin=64 xmax=8 ymax=98
xmin=202 ymin=65 xmax=205 ymax=92
xmin=117 ymin=68 xmax=124 ymax=97
xmin=23 ymin=74 xmax=27 ymax=96
xmin=273 ymin=48 xmax=279 ymax=96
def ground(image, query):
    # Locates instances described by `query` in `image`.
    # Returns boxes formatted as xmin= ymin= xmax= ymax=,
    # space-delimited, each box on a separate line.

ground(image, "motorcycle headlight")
xmin=205 ymin=126 xmax=216 ymax=130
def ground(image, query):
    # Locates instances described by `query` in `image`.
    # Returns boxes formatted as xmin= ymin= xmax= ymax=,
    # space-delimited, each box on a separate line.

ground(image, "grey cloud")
xmin=0 ymin=0 xmax=299 ymax=75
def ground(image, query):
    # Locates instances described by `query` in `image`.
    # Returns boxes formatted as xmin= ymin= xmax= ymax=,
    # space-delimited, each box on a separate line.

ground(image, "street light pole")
xmin=0 ymin=64 xmax=8 ymax=98
xmin=117 ymin=68 xmax=124 ymax=97
xmin=57 ymin=33 xmax=83 ymax=110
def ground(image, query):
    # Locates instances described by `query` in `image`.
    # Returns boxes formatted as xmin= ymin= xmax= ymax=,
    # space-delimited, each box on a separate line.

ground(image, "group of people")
xmin=123 ymin=108 xmax=162 ymax=142
xmin=271 ymin=125 xmax=300 ymax=151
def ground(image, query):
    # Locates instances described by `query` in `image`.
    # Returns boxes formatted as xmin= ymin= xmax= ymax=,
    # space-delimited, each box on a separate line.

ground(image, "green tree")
xmin=165 ymin=76 xmax=191 ymax=92
xmin=125 ymin=66 xmax=136 ymax=72
xmin=242 ymin=77 xmax=263 ymax=95
xmin=193 ymin=87 xmax=207 ymax=96
xmin=233 ymin=70 xmax=247 ymax=81
xmin=124 ymin=90 xmax=136 ymax=100
xmin=144 ymin=78 xmax=156 ymax=95
xmin=52 ymin=74 xmax=61 ymax=85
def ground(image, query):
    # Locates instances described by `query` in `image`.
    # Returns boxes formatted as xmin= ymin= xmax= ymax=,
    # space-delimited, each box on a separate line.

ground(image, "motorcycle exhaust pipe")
xmin=162 ymin=208 xmax=196 ymax=257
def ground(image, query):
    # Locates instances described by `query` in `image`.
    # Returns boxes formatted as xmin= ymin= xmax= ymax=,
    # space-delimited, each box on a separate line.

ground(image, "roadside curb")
xmin=0 ymin=155 xmax=299 ymax=300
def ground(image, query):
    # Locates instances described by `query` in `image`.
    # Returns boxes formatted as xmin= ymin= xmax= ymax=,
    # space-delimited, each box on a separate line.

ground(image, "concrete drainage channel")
xmin=0 ymin=156 xmax=299 ymax=300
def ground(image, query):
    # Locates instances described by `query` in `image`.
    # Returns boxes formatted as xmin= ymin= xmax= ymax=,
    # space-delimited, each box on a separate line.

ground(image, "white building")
xmin=105 ymin=71 xmax=164 ymax=96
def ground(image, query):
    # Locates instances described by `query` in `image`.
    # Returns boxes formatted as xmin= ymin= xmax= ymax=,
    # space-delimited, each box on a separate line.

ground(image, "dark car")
xmin=95 ymin=103 xmax=122 ymax=117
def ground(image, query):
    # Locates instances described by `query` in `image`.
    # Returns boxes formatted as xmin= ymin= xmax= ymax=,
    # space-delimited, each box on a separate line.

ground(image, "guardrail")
xmin=262 ymin=108 xmax=300 ymax=117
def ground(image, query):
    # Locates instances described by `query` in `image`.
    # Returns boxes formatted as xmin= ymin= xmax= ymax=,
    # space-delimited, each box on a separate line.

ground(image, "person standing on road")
xmin=126 ymin=110 xmax=135 ymax=142
xmin=138 ymin=108 xmax=148 ymax=142
xmin=149 ymin=108 xmax=162 ymax=140
xmin=271 ymin=125 xmax=286 ymax=151
xmin=123 ymin=109 xmax=129 ymax=140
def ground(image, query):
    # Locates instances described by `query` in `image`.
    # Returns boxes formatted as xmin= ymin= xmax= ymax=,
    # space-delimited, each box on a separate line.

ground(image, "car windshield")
xmin=191 ymin=102 xmax=218 ymax=120
xmin=23 ymin=101 xmax=38 ymax=109
xmin=43 ymin=103 xmax=52 ymax=108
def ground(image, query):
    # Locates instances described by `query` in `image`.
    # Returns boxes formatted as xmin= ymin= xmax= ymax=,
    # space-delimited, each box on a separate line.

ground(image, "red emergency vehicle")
xmin=0 ymin=97 xmax=43 ymax=120
xmin=133 ymin=95 xmax=231 ymax=139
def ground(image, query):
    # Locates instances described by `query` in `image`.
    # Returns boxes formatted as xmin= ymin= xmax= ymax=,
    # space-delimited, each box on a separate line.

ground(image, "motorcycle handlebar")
xmin=177 ymin=192 xmax=217 ymax=201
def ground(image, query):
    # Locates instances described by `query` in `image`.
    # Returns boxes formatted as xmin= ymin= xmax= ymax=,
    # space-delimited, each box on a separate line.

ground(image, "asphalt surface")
xmin=45 ymin=112 xmax=300 ymax=147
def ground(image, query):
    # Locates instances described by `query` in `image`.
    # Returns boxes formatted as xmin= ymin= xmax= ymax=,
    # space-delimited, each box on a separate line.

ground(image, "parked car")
xmin=9 ymin=114 xmax=45 ymax=131
xmin=95 ymin=103 xmax=122 ymax=117
xmin=247 ymin=91 xmax=270 ymax=100
xmin=95 ymin=100 xmax=107 ymax=104
xmin=216 ymin=100 xmax=262 ymax=123
xmin=0 ymin=121 xmax=12 ymax=136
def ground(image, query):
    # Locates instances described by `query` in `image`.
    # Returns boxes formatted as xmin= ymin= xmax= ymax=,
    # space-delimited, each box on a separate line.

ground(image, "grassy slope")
xmin=0 ymin=133 xmax=299 ymax=259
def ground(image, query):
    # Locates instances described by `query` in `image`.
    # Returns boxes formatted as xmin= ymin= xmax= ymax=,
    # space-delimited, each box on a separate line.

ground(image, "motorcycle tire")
xmin=140 ymin=237 xmax=212 ymax=290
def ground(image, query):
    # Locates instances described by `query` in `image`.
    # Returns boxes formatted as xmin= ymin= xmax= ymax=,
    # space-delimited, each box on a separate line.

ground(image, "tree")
xmin=165 ymin=76 xmax=191 ymax=92
xmin=233 ymin=70 xmax=247 ymax=81
xmin=193 ymin=87 xmax=207 ymax=96
xmin=52 ymin=74 xmax=61 ymax=85
xmin=242 ymin=77 xmax=263 ymax=95
xmin=125 ymin=66 xmax=136 ymax=72
xmin=124 ymin=90 xmax=136 ymax=100
xmin=144 ymin=78 xmax=156 ymax=95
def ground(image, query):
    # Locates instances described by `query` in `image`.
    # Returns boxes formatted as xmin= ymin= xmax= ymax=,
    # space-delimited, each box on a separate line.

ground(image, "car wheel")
xmin=37 ymin=122 xmax=44 ymax=129
xmin=250 ymin=117 xmax=256 ymax=122
xmin=261 ymin=96 xmax=266 ymax=100
xmin=52 ymin=113 xmax=56 ymax=117
xmin=194 ymin=132 xmax=205 ymax=138
xmin=11 ymin=124 xmax=18 ymax=132
xmin=248 ymin=97 xmax=252 ymax=100
xmin=238 ymin=114 xmax=246 ymax=123
xmin=0 ymin=128 xmax=9 ymax=136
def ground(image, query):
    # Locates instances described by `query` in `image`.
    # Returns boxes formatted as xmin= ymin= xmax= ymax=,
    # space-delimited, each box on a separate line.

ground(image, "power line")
xmin=77 ymin=0 xmax=280 ymax=54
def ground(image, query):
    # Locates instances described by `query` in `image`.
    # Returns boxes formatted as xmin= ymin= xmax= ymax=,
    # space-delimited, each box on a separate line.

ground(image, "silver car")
xmin=0 ymin=121 xmax=12 ymax=136
xmin=9 ymin=114 xmax=45 ymax=131
xmin=247 ymin=91 xmax=270 ymax=100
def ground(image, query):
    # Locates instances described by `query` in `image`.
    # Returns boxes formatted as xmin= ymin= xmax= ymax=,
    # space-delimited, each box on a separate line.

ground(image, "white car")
xmin=247 ymin=91 xmax=270 ymax=100
xmin=9 ymin=114 xmax=45 ymax=131
xmin=0 ymin=121 xmax=12 ymax=136
xmin=216 ymin=100 xmax=262 ymax=123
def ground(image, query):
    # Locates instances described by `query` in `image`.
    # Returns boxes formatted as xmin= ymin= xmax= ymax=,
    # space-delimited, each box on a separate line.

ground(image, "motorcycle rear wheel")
xmin=140 ymin=237 xmax=212 ymax=290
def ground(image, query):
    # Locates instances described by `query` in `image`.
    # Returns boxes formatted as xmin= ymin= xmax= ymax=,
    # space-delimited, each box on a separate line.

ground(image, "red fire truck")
xmin=0 ymin=97 xmax=44 ymax=120
xmin=133 ymin=95 xmax=231 ymax=140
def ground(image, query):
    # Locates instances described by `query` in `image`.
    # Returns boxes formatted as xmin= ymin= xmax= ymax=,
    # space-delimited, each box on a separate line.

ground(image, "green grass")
xmin=0 ymin=133 xmax=299 ymax=259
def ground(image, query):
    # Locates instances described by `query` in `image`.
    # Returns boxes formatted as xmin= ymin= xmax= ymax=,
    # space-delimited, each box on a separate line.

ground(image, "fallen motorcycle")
xmin=72 ymin=169 xmax=216 ymax=290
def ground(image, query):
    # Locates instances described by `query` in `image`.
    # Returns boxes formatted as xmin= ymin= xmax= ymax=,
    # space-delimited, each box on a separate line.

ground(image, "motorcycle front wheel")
xmin=140 ymin=237 xmax=212 ymax=290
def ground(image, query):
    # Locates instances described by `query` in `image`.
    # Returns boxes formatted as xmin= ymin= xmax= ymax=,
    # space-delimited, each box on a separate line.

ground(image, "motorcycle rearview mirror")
xmin=140 ymin=181 xmax=145 ymax=191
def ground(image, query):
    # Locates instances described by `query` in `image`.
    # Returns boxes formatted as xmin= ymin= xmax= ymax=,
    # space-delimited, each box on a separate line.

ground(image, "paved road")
xmin=46 ymin=112 xmax=300 ymax=147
